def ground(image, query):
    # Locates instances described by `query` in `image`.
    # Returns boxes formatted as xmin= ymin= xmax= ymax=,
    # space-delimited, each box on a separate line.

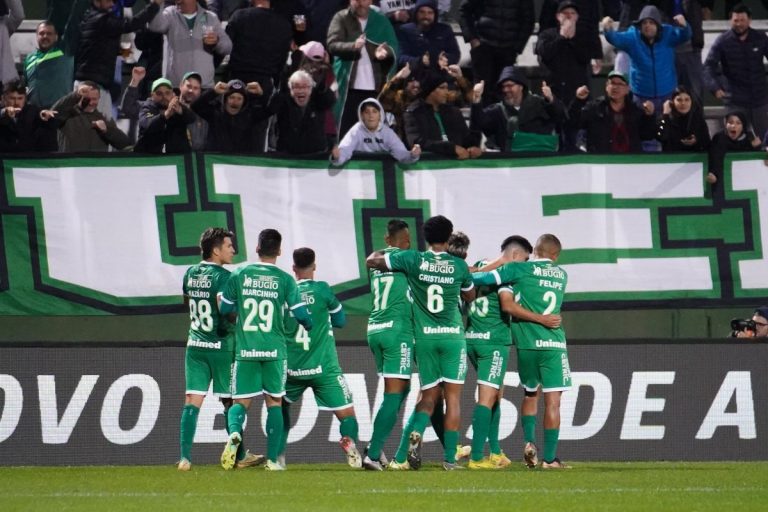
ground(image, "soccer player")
xmin=367 ymin=215 xmax=475 ymax=470
xmin=178 ymin=227 xmax=263 ymax=471
xmin=280 ymin=247 xmax=362 ymax=468
xmin=219 ymin=229 xmax=312 ymax=471
xmin=363 ymin=219 xmax=413 ymax=471
xmin=472 ymin=234 xmax=571 ymax=469
xmin=462 ymin=235 xmax=561 ymax=469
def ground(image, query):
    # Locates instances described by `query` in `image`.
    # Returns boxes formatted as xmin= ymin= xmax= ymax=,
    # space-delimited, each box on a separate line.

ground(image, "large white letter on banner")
xmin=696 ymin=371 xmax=756 ymax=439
xmin=620 ymin=371 xmax=675 ymax=440
xmin=212 ymin=163 xmax=377 ymax=284
xmin=402 ymin=162 xmax=713 ymax=294
xmin=12 ymin=165 xmax=185 ymax=296
xmin=38 ymin=375 xmax=98 ymax=444
xmin=0 ymin=375 xmax=23 ymax=443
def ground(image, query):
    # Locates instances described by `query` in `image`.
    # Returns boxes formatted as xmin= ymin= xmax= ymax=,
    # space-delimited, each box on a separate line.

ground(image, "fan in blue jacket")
xmin=602 ymin=5 xmax=690 ymax=108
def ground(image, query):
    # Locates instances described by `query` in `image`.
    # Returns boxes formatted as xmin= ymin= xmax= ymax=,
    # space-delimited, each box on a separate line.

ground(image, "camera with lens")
xmin=730 ymin=318 xmax=756 ymax=338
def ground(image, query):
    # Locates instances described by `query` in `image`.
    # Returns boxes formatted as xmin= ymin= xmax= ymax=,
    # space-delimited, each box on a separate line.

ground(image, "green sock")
xmin=368 ymin=392 xmax=402 ymax=460
xmin=279 ymin=404 xmax=291 ymax=457
xmin=488 ymin=402 xmax=501 ymax=454
xmin=443 ymin=430 xmax=459 ymax=463
xmin=470 ymin=405 xmax=492 ymax=461
xmin=179 ymin=404 xmax=199 ymax=461
xmin=222 ymin=401 xmax=246 ymax=461
xmin=543 ymin=428 xmax=560 ymax=463
xmin=412 ymin=411 xmax=431 ymax=435
xmin=266 ymin=405 xmax=283 ymax=462
xmin=339 ymin=416 xmax=359 ymax=444
xmin=227 ymin=403 xmax=246 ymax=437
xmin=394 ymin=410 xmax=416 ymax=463
xmin=430 ymin=403 xmax=445 ymax=448
xmin=522 ymin=415 xmax=537 ymax=444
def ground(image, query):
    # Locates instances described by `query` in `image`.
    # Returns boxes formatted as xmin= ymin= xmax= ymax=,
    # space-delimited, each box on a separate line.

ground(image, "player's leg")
xmin=518 ymin=349 xmax=543 ymax=468
xmin=334 ymin=407 xmax=362 ymax=468
xmin=487 ymin=385 xmax=511 ymax=467
xmin=179 ymin=350 xmax=209 ymax=470
xmin=393 ymin=339 xmax=440 ymax=469
xmin=314 ymin=371 xmax=361 ymax=468
xmin=214 ymin=353 xmax=261 ymax=468
xmin=262 ymin=359 xmax=288 ymax=469
xmin=467 ymin=345 xmax=505 ymax=467
xmin=222 ymin=359 xmax=260 ymax=470
xmin=440 ymin=341 xmax=468 ymax=469
xmin=540 ymin=350 xmax=572 ymax=469
xmin=429 ymin=386 xmax=446 ymax=448
xmin=366 ymin=331 xmax=411 ymax=469
xmin=278 ymin=378 xmax=306 ymax=467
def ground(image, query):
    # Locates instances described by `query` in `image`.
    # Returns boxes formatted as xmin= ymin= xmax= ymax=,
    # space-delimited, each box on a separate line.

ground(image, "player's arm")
xmin=286 ymin=277 xmax=313 ymax=331
xmin=219 ymin=273 xmax=238 ymax=315
xmin=324 ymin=282 xmax=347 ymax=328
xmin=460 ymin=264 xmax=476 ymax=303
xmin=499 ymin=289 xmax=561 ymax=328
xmin=473 ymin=262 xmax=521 ymax=287
xmin=366 ymin=250 xmax=389 ymax=271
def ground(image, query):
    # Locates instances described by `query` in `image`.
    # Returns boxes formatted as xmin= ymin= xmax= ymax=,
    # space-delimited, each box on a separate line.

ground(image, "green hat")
xmin=151 ymin=77 xmax=173 ymax=92
xmin=607 ymin=70 xmax=628 ymax=83
xmin=181 ymin=71 xmax=202 ymax=83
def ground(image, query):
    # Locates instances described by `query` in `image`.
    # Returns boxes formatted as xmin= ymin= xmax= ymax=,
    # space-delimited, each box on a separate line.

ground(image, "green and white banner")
xmin=1 ymin=153 xmax=767 ymax=315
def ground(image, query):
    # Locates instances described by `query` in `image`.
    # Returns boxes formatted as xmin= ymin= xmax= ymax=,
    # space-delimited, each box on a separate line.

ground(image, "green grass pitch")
xmin=1 ymin=462 xmax=767 ymax=511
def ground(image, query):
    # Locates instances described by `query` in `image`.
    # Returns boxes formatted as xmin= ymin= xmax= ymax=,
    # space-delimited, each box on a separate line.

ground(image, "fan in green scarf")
xmin=327 ymin=0 xmax=399 ymax=131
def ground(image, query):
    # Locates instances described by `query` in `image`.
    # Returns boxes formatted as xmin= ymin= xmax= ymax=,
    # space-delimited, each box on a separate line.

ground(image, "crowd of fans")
xmin=1 ymin=0 xmax=768 ymax=174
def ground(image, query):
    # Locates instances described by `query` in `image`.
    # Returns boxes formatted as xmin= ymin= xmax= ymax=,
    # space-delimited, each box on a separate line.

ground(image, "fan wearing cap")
xmin=397 ymin=0 xmax=460 ymax=69
xmin=268 ymin=69 xmax=337 ymax=155
xmin=707 ymin=111 xmax=761 ymax=186
xmin=147 ymin=0 xmax=231 ymax=89
xmin=134 ymin=77 xmax=196 ymax=154
xmin=178 ymin=72 xmax=209 ymax=151
xmin=567 ymin=71 xmax=657 ymax=154
xmin=191 ymin=79 xmax=270 ymax=152
xmin=403 ymin=70 xmax=481 ymax=159
xmin=602 ymin=5 xmax=691 ymax=117
xmin=471 ymin=66 xmax=565 ymax=152
xmin=331 ymin=97 xmax=420 ymax=166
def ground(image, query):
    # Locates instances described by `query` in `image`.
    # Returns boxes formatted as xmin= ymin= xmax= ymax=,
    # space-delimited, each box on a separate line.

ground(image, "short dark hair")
xmin=200 ymin=227 xmax=234 ymax=259
xmin=730 ymin=3 xmax=752 ymax=17
xmin=387 ymin=219 xmax=409 ymax=238
xmin=447 ymin=231 xmax=470 ymax=260
xmin=37 ymin=20 xmax=57 ymax=32
xmin=500 ymin=235 xmax=533 ymax=254
xmin=293 ymin=247 xmax=315 ymax=269
xmin=257 ymin=228 xmax=282 ymax=257
xmin=422 ymin=215 xmax=453 ymax=245
xmin=3 ymin=79 xmax=26 ymax=96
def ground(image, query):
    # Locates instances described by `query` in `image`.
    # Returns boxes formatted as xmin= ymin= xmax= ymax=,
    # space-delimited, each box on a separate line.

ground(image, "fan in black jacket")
xmin=656 ymin=86 xmax=710 ymax=152
xmin=0 ymin=80 xmax=57 ymax=153
xmin=707 ymin=111 xmax=761 ymax=186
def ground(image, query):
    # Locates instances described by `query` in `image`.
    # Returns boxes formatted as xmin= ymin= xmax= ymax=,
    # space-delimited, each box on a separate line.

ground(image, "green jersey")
xmin=285 ymin=279 xmax=343 ymax=376
xmin=367 ymin=246 xmax=413 ymax=335
xmin=475 ymin=258 xmax=567 ymax=350
xmin=465 ymin=260 xmax=513 ymax=346
xmin=221 ymin=262 xmax=305 ymax=361
xmin=182 ymin=261 xmax=234 ymax=353
xmin=386 ymin=249 xmax=473 ymax=342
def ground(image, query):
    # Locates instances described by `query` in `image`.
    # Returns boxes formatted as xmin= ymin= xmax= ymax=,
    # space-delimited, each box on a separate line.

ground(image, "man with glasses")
xmin=567 ymin=70 xmax=656 ymax=153
xmin=734 ymin=307 xmax=768 ymax=338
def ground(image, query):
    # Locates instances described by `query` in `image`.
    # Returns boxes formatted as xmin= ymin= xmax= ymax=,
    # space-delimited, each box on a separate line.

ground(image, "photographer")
xmin=731 ymin=306 xmax=768 ymax=338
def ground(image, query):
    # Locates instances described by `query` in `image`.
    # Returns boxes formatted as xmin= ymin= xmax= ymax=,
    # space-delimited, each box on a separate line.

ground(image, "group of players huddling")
xmin=178 ymin=215 xmax=571 ymax=472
